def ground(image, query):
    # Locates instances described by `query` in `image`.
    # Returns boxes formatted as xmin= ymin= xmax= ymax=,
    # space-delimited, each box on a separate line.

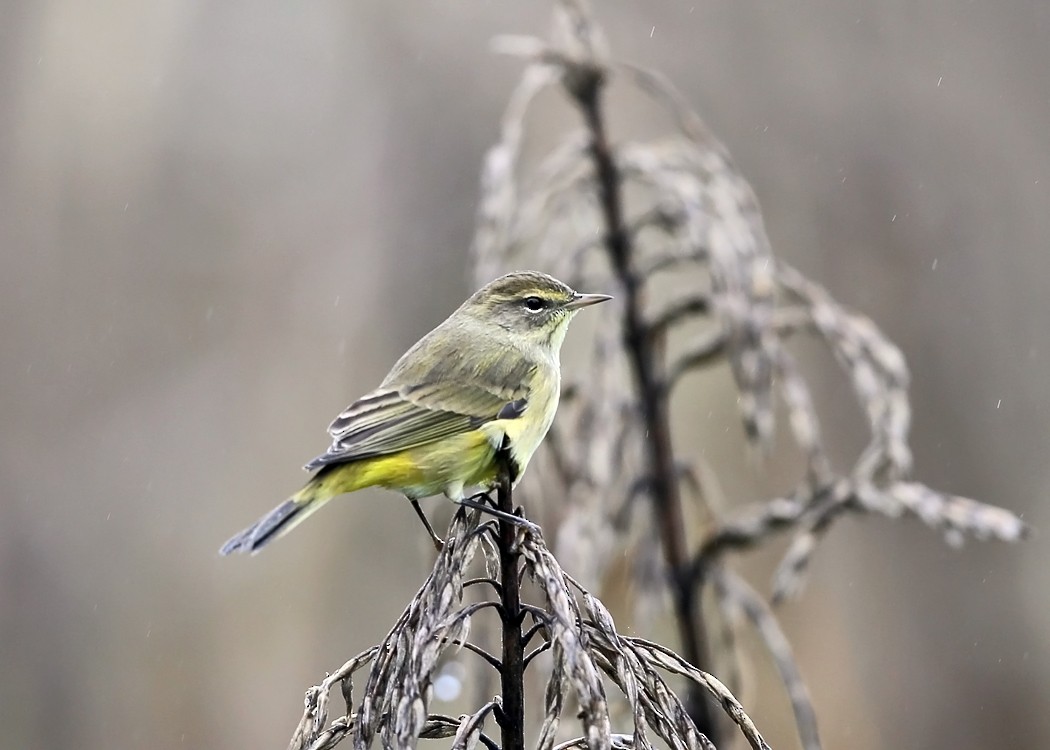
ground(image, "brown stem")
xmin=495 ymin=446 xmax=525 ymax=750
xmin=570 ymin=66 xmax=719 ymax=744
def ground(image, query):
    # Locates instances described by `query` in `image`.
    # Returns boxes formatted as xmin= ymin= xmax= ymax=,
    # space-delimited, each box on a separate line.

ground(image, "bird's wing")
xmin=304 ymin=372 xmax=533 ymax=471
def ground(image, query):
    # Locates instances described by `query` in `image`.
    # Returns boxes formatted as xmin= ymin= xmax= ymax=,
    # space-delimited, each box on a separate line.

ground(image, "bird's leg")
xmin=409 ymin=498 xmax=445 ymax=552
xmin=456 ymin=493 xmax=541 ymax=537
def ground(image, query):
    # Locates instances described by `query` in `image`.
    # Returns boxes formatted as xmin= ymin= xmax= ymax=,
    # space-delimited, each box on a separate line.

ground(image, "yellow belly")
xmin=312 ymin=429 xmax=499 ymax=501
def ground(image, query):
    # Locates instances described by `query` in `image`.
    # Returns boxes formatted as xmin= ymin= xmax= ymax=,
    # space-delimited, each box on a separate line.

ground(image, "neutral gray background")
xmin=2 ymin=2 xmax=1047 ymax=748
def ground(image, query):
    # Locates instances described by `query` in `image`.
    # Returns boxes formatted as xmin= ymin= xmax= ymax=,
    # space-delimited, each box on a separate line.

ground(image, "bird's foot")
xmin=456 ymin=495 xmax=541 ymax=537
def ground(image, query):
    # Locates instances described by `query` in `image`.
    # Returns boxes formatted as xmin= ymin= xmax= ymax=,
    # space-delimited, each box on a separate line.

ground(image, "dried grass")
xmin=289 ymin=505 xmax=770 ymax=750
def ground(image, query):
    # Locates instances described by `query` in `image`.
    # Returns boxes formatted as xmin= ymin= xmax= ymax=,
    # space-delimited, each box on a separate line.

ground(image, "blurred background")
xmin=2 ymin=1 xmax=1047 ymax=748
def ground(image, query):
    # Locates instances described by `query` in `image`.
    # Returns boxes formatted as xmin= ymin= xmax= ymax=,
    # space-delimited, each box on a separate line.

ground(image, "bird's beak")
xmin=564 ymin=292 xmax=613 ymax=310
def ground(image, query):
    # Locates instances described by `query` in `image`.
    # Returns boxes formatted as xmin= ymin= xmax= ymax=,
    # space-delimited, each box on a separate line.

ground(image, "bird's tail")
xmin=219 ymin=476 xmax=334 ymax=555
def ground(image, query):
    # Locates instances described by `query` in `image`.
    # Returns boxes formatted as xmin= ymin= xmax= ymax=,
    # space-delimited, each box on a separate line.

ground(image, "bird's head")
xmin=459 ymin=271 xmax=611 ymax=352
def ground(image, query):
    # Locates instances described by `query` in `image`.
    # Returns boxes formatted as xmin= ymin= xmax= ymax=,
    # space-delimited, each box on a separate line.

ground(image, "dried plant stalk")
xmin=288 ymin=495 xmax=771 ymax=750
xmin=468 ymin=1 xmax=1030 ymax=748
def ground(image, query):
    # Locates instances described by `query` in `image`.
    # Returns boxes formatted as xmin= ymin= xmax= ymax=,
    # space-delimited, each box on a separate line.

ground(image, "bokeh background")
xmin=2 ymin=1 xmax=1047 ymax=748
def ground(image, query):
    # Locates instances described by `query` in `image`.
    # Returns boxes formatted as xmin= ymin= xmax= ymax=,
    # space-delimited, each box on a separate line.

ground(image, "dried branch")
xmin=451 ymin=698 xmax=502 ymax=750
xmin=495 ymin=449 xmax=526 ymax=750
xmin=469 ymin=1 xmax=1029 ymax=748
xmin=288 ymin=497 xmax=770 ymax=750
xmin=354 ymin=512 xmax=489 ymax=749
xmin=520 ymin=527 xmax=612 ymax=749
xmin=713 ymin=568 xmax=821 ymax=750
xmin=550 ymin=4 xmax=720 ymax=740
xmin=551 ymin=735 xmax=636 ymax=750
xmin=289 ymin=648 xmax=377 ymax=750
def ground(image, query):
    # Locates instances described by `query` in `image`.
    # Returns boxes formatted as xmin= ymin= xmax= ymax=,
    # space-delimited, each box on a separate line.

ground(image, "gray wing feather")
xmin=305 ymin=327 xmax=538 ymax=470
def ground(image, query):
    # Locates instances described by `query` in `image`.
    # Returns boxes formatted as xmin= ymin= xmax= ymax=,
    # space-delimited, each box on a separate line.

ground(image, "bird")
xmin=219 ymin=270 xmax=610 ymax=555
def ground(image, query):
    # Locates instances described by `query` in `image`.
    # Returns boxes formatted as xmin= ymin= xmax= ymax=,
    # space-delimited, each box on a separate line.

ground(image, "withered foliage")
xmin=289 ymin=504 xmax=771 ymax=750
xmin=286 ymin=2 xmax=1028 ymax=749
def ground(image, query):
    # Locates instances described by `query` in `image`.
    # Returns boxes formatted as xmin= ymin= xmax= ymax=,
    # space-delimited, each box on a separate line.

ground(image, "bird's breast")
xmin=483 ymin=361 xmax=560 ymax=480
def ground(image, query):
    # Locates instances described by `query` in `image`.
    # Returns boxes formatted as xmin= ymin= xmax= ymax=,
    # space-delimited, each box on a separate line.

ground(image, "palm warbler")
xmin=220 ymin=270 xmax=610 ymax=554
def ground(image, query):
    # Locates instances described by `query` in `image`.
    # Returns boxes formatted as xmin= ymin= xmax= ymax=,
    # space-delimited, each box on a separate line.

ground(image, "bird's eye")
xmin=523 ymin=296 xmax=545 ymax=312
